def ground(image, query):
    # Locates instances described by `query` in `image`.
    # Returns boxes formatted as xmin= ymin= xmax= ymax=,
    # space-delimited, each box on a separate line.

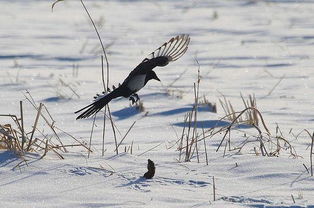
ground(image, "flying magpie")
xmin=75 ymin=34 xmax=190 ymax=119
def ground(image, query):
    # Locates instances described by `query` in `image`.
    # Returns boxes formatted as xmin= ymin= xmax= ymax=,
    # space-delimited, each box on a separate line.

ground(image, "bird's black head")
xmin=147 ymin=70 xmax=160 ymax=82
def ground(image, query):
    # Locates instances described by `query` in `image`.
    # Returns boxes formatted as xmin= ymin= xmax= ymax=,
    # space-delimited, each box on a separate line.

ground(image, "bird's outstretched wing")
xmin=124 ymin=34 xmax=190 ymax=79
xmin=145 ymin=34 xmax=190 ymax=62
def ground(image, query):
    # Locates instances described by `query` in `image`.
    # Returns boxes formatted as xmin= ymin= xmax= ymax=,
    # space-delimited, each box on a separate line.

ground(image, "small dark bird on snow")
xmin=75 ymin=34 xmax=190 ymax=119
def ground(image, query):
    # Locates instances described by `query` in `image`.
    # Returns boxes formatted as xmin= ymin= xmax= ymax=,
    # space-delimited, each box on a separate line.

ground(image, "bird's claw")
xmin=129 ymin=94 xmax=140 ymax=105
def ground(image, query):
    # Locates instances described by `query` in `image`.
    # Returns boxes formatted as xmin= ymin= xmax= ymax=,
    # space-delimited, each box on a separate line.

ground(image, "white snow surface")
xmin=1 ymin=0 xmax=314 ymax=207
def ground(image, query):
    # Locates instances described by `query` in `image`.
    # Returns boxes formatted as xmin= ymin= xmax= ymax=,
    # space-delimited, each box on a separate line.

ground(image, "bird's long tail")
xmin=75 ymin=88 xmax=122 ymax=119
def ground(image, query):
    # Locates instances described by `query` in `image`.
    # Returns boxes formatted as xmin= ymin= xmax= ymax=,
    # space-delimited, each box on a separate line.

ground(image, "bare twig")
xmin=88 ymin=114 xmax=97 ymax=158
xmin=202 ymin=127 xmax=208 ymax=165
xmin=310 ymin=132 xmax=314 ymax=176
xmin=291 ymin=194 xmax=295 ymax=204
xmin=115 ymin=121 xmax=136 ymax=152
xmin=266 ymin=75 xmax=285 ymax=97
xmin=101 ymin=55 xmax=107 ymax=156
xmin=138 ymin=143 xmax=163 ymax=156
xmin=213 ymin=176 xmax=216 ymax=201
xmin=51 ymin=0 xmax=64 ymax=11
xmin=303 ymin=164 xmax=309 ymax=174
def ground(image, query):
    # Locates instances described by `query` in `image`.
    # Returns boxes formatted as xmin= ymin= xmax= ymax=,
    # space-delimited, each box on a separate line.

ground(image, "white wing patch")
xmin=127 ymin=74 xmax=146 ymax=91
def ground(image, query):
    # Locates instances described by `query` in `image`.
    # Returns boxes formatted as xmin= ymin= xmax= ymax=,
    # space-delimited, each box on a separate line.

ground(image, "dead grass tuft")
xmin=0 ymin=94 xmax=90 ymax=161
xmin=219 ymin=93 xmax=258 ymax=126
xmin=177 ymin=104 xmax=299 ymax=164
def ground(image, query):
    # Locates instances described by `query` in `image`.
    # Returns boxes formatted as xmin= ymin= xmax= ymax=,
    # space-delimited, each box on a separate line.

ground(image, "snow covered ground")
xmin=1 ymin=0 xmax=314 ymax=207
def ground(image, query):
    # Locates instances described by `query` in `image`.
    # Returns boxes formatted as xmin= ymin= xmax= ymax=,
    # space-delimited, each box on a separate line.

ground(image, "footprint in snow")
xmin=68 ymin=166 xmax=113 ymax=177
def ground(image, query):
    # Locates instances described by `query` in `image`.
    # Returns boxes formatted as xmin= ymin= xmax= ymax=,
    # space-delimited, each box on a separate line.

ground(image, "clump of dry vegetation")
xmin=177 ymin=93 xmax=299 ymax=164
xmin=0 ymin=93 xmax=90 ymax=163
xmin=132 ymin=101 xmax=145 ymax=113
xmin=219 ymin=93 xmax=258 ymax=126
xmin=198 ymin=95 xmax=217 ymax=113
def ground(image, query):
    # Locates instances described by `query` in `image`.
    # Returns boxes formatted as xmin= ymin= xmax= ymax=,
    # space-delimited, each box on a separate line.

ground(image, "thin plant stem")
xmin=27 ymin=103 xmax=43 ymax=151
xmin=88 ymin=114 xmax=97 ymax=158
xmin=80 ymin=0 xmax=119 ymax=156
xmin=20 ymin=101 xmax=25 ymax=150
xmin=310 ymin=132 xmax=314 ymax=176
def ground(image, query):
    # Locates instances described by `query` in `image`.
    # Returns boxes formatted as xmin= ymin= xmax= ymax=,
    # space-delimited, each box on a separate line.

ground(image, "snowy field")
xmin=1 ymin=0 xmax=314 ymax=207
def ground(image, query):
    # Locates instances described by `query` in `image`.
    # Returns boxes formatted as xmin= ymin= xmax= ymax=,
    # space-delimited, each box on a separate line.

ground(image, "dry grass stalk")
xmin=291 ymin=194 xmax=296 ymax=204
xmin=178 ymin=114 xmax=188 ymax=161
xmin=124 ymin=140 xmax=134 ymax=154
xmin=240 ymin=93 xmax=258 ymax=126
xmin=80 ymin=0 xmax=119 ymax=156
xmin=213 ymin=176 xmax=216 ymax=201
xmin=303 ymin=164 xmax=309 ymax=174
xmin=20 ymin=101 xmax=26 ymax=150
xmin=138 ymin=142 xmax=163 ymax=157
xmin=291 ymin=129 xmax=314 ymax=175
xmin=115 ymin=121 xmax=136 ymax=152
xmin=27 ymin=103 xmax=43 ymax=151
xmin=311 ymin=134 xmax=314 ymax=176
xmin=202 ymin=127 xmax=209 ymax=165
xmin=266 ymin=75 xmax=285 ymax=97
xmin=299 ymin=129 xmax=314 ymax=176
xmin=192 ymin=71 xmax=200 ymax=163
xmin=184 ymin=112 xmax=193 ymax=162
xmin=101 ymin=55 xmax=106 ymax=156
xmin=88 ymin=114 xmax=97 ymax=158
xmin=130 ymin=140 xmax=133 ymax=154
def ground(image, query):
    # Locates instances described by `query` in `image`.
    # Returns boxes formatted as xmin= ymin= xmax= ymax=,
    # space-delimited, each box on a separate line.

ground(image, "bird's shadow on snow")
xmin=41 ymin=96 xmax=71 ymax=103
xmin=151 ymin=104 xmax=215 ymax=117
xmin=111 ymin=106 xmax=141 ymax=120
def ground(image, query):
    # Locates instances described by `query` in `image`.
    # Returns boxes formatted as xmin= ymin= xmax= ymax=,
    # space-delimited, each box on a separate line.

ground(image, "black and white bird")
xmin=75 ymin=34 xmax=190 ymax=119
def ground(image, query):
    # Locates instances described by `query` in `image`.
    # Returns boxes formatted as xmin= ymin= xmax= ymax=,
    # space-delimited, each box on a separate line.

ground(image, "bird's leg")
xmin=134 ymin=93 xmax=140 ymax=102
xmin=129 ymin=93 xmax=140 ymax=105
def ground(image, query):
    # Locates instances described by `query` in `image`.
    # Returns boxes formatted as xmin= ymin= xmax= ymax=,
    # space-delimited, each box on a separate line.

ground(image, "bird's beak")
xmin=155 ymin=76 xmax=161 ymax=82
